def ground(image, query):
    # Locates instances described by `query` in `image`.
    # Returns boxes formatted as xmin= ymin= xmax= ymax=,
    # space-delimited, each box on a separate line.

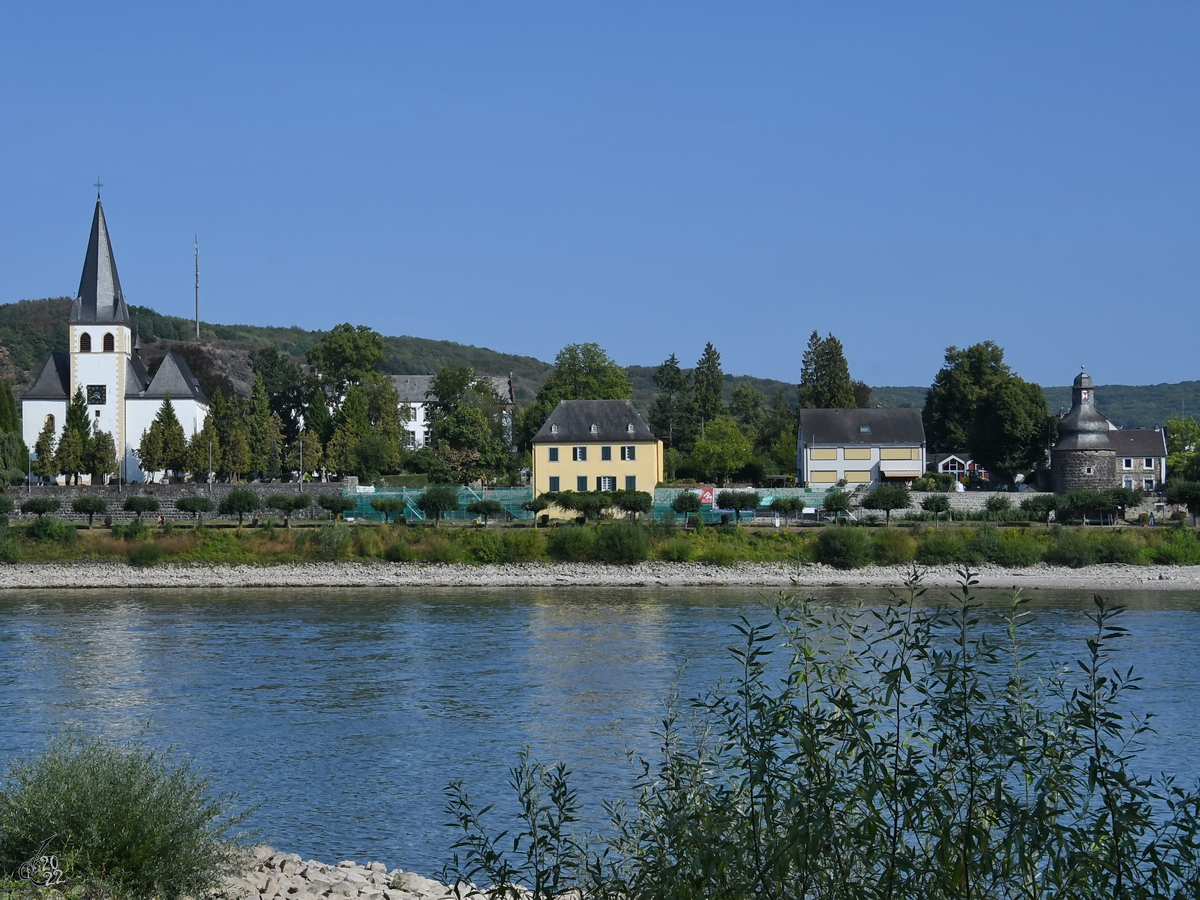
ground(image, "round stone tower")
xmin=1052 ymin=369 xmax=1115 ymax=493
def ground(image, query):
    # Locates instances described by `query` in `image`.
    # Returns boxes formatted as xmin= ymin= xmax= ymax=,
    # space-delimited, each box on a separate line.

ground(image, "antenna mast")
xmin=194 ymin=235 xmax=200 ymax=340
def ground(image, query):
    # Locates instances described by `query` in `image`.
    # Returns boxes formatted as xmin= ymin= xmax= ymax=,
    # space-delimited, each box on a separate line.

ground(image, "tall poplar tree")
xmin=649 ymin=354 xmax=691 ymax=449
xmin=0 ymin=379 xmax=19 ymax=433
xmin=32 ymin=418 xmax=57 ymax=481
xmin=692 ymin=343 xmax=725 ymax=424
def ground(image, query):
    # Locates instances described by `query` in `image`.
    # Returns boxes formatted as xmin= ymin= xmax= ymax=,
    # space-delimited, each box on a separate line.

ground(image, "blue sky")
xmin=1 ymin=3 xmax=1196 ymax=388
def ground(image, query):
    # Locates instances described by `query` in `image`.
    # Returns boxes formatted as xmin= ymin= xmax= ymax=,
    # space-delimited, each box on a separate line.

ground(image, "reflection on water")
xmin=1 ymin=585 xmax=1199 ymax=874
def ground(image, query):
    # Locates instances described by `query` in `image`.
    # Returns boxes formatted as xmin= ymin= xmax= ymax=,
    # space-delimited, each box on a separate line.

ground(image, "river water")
xmin=2 ymin=584 xmax=1200 ymax=875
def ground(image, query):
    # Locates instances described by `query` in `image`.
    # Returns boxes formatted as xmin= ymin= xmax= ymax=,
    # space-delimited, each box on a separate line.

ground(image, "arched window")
xmin=103 ymin=333 xmax=114 ymax=353
xmin=79 ymin=333 xmax=92 ymax=353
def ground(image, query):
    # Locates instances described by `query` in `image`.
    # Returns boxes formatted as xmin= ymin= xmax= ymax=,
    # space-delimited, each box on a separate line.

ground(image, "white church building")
xmin=22 ymin=197 xmax=209 ymax=482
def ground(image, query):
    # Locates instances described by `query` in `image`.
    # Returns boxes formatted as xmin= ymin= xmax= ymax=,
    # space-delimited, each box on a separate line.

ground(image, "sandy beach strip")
xmin=0 ymin=560 xmax=1198 ymax=591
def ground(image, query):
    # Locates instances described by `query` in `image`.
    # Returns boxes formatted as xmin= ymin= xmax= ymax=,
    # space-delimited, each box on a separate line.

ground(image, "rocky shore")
xmin=223 ymin=848 xmax=457 ymax=900
xmin=0 ymin=559 xmax=1198 ymax=591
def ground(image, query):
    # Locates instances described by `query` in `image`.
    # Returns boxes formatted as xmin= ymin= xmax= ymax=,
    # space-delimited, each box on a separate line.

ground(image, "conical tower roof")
xmin=70 ymin=198 xmax=130 ymax=324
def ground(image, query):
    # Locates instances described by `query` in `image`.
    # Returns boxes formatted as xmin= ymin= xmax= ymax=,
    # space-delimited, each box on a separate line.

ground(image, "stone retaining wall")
xmin=12 ymin=478 xmax=358 ymax=522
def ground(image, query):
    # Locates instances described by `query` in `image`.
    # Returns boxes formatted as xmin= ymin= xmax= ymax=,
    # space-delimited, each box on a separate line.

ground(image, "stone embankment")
xmin=1 ymin=559 xmax=1199 ymax=591
xmin=223 ymin=848 xmax=457 ymax=900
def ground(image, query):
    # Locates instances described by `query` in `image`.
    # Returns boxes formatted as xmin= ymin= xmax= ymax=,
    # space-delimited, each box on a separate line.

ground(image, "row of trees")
xmin=31 ymin=387 xmax=118 ymax=484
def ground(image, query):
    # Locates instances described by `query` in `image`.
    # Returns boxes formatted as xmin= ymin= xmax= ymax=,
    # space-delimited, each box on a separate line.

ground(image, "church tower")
xmin=68 ymin=196 xmax=133 ymax=463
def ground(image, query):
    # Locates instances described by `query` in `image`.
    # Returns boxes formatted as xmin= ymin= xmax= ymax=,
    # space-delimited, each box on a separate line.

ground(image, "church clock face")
xmin=86 ymin=384 xmax=106 ymax=405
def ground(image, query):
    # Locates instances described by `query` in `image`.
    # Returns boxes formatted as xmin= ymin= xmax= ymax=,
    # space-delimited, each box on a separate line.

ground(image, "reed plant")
xmin=442 ymin=570 xmax=1200 ymax=900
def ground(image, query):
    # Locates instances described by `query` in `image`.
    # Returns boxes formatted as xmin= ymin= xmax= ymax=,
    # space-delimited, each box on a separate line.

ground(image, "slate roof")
xmin=134 ymin=352 xmax=207 ymax=402
xmin=1109 ymin=428 xmax=1167 ymax=458
xmin=23 ymin=352 xmax=71 ymax=400
xmin=392 ymin=374 xmax=514 ymax=406
xmin=798 ymin=408 xmax=926 ymax=446
xmin=532 ymin=399 xmax=655 ymax=443
xmin=70 ymin=199 xmax=131 ymax=325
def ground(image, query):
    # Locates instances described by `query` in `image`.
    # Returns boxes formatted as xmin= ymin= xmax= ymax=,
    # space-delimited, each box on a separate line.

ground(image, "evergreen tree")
xmin=187 ymin=417 xmax=220 ymax=482
xmin=32 ymin=417 xmax=57 ymax=481
xmin=0 ymin=431 xmax=29 ymax=485
xmin=247 ymin=373 xmax=273 ymax=477
xmin=55 ymin=427 xmax=84 ymax=484
xmin=305 ymin=383 xmax=334 ymax=446
xmin=693 ymin=342 xmax=725 ymax=424
xmin=265 ymin=430 xmax=282 ymax=481
xmin=285 ymin=429 xmax=324 ymax=478
xmin=223 ymin=422 xmax=251 ymax=482
xmin=85 ymin=430 xmax=118 ymax=483
xmin=729 ymin=380 xmax=767 ymax=444
xmin=798 ymin=331 xmax=856 ymax=408
xmin=63 ymin=387 xmax=92 ymax=468
xmin=649 ymin=354 xmax=691 ymax=450
xmin=0 ymin=378 xmax=19 ymax=433
xmin=137 ymin=425 xmax=163 ymax=479
xmin=153 ymin=397 xmax=188 ymax=477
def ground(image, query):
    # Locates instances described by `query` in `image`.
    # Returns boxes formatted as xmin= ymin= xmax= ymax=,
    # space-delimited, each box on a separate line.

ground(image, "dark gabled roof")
xmin=798 ymin=408 xmax=925 ymax=445
xmin=1110 ymin=428 xmax=1167 ymax=458
xmin=70 ymin=199 xmax=131 ymax=325
xmin=532 ymin=399 xmax=655 ymax=443
xmin=392 ymin=373 xmax=515 ymax=406
xmin=137 ymin=352 xmax=207 ymax=402
xmin=22 ymin=352 xmax=71 ymax=400
xmin=125 ymin=354 xmax=151 ymax=396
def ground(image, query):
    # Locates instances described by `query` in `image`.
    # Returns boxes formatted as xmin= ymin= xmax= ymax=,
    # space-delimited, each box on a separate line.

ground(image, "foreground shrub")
xmin=24 ymin=515 xmax=76 ymax=544
xmin=1152 ymin=527 xmax=1200 ymax=566
xmin=656 ymin=536 xmax=693 ymax=562
xmin=595 ymin=524 xmax=651 ymax=563
xmin=0 ymin=732 xmax=250 ymax=900
xmin=460 ymin=528 xmax=544 ymax=564
xmin=310 ymin=525 xmax=351 ymax=560
xmin=996 ymin=528 xmax=1044 ymax=566
xmin=1045 ymin=527 xmax=1098 ymax=568
xmin=871 ymin=527 xmax=916 ymax=564
xmin=915 ymin=528 xmax=965 ymax=565
xmin=964 ymin=525 xmax=1002 ymax=564
xmin=443 ymin=576 xmax=1200 ymax=900
xmin=547 ymin=526 xmax=597 ymax=562
xmin=421 ymin=534 xmax=468 ymax=564
xmin=127 ymin=542 xmax=165 ymax=567
xmin=384 ymin=538 xmax=417 ymax=563
xmin=815 ymin=526 xmax=873 ymax=569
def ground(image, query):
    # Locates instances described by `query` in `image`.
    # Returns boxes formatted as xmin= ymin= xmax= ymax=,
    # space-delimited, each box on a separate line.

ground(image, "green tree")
xmin=176 ymin=495 xmax=215 ymax=523
xmin=1165 ymin=480 xmax=1200 ymax=524
xmin=798 ymin=331 xmax=856 ymax=409
xmin=317 ymin=494 xmax=357 ymax=521
xmin=267 ymin=494 xmax=312 ymax=527
xmin=417 ymin=484 xmax=460 ymax=526
xmin=72 ymin=495 xmax=108 ymax=527
xmin=729 ymin=381 xmax=766 ymax=444
xmin=304 ymin=382 xmax=334 ymax=448
xmin=671 ymin=491 xmax=703 ymax=528
xmin=923 ymin=342 xmax=1050 ymax=480
xmin=306 ymin=323 xmax=387 ymax=397
xmin=1166 ymin=415 xmax=1200 ymax=478
xmin=612 ymin=489 xmax=654 ymax=521
xmin=768 ymin=496 xmax=801 ymax=525
xmin=649 ymin=354 xmax=691 ymax=450
xmin=862 ymin=484 xmax=911 ymax=525
xmin=985 ymin=495 xmax=1012 ymax=520
xmin=222 ymin=422 xmax=251 ymax=482
xmin=247 ymin=373 xmax=273 ymax=477
xmin=716 ymin=489 xmax=760 ymax=525
xmin=285 ymin=429 xmax=324 ymax=481
xmin=692 ymin=343 xmax=725 ymax=424
xmin=466 ymin=498 xmax=505 ymax=526
xmin=21 ymin=497 xmax=59 ymax=516
xmin=690 ymin=418 xmax=753 ymax=486
xmin=249 ymin=345 xmax=310 ymax=442
xmin=0 ymin=378 xmax=19 ymax=432
xmin=219 ymin=488 xmax=260 ymax=526
xmin=55 ymin=428 xmax=85 ymax=485
xmin=427 ymin=367 xmax=509 ymax=483
xmin=1020 ymin=494 xmax=1057 ymax=523
xmin=370 ymin=497 xmax=406 ymax=524
xmin=921 ymin=493 xmax=952 ymax=525
xmin=522 ymin=494 xmax=550 ymax=522
xmin=153 ymin=398 xmax=188 ymax=478
xmin=822 ymin=489 xmax=851 ymax=520
xmin=555 ymin=490 xmax=612 ymax=521
xmin=32 ymin=417 xmax=57 ymax=482
xmin=136 ymin=425 xmax=163 ymax=481
xmin=518 ymin=344 xmax=632 ymax=444
xmin=0 ymin=431 xmax=29 ymax=486
xmin=123 ymin=495 xmax=160 ymax=521
xmin=187 ymin=417 xmax=219 ymax=483
xmin=85 ymin=430 xmax=118 ymax=484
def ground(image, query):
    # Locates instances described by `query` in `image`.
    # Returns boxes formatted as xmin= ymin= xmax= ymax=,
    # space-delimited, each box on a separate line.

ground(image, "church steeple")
xmin=70 ymin=198 xmax=130 ymax=324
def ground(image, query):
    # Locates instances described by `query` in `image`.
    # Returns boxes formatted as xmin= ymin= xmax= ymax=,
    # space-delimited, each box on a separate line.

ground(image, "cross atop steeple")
xmin=94 ymin=176 xmax=103 ymax=198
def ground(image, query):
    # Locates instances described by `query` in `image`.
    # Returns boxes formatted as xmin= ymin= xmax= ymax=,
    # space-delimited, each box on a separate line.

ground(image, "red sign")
xmin=698 ymin=488 xmax=714 ymax=505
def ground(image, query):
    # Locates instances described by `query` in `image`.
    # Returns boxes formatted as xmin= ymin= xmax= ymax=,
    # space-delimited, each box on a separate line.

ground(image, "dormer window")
xmin=590 ymin=424 xmax=598 ymax=435
xmin=627 ymin=424 xmax=635 ymax=434
xmin=79 ymin=333 xmax=92 ymax=353
xmin=550 ymin=424 xmax=558 ymax=434
xmin=859 ymin=426 xmax=870 ymax=434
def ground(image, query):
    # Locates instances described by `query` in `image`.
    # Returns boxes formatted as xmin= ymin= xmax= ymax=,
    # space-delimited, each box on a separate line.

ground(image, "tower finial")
xmin=94 ymin=176 xmax=103 ymax=198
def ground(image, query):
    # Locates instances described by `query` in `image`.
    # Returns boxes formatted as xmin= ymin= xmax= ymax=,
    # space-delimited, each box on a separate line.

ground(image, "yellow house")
xmin=796 ymin=408 xmax=925 ymax=486
xmin=532 ymin=400 xmax=663 ymax=510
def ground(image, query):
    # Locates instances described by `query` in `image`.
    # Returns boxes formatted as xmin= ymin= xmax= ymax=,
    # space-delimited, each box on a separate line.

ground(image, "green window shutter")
xmin=625 ymin=475 xmax=636 ymax=491
xmin=577 ymin=476 xmax=588 ymax=492
xmin=549 ymin=476 xmax=559 ymax=492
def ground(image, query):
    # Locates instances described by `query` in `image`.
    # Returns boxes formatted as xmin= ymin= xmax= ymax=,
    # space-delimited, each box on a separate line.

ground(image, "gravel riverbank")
xmin=0 ymin=560 xmax=1198 ymax=591
xmin=224 ymin=848 xmax=456 ymax=900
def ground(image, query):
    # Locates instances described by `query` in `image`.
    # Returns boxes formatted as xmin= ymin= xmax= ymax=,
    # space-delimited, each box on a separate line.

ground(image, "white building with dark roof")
xmin=392 ymin=373 xmax=515 ymax=449
xmin=796 ymin=408 xmax=926 ymax=487
xmin=21 ymin=197 xmax=209 ymax=482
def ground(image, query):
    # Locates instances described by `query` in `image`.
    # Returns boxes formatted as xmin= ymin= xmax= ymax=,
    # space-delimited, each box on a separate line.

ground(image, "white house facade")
xmin=796 ymin=408 xmax=926 ymax=487
xmin=21 ymin=198 xmax=208 ymax=482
